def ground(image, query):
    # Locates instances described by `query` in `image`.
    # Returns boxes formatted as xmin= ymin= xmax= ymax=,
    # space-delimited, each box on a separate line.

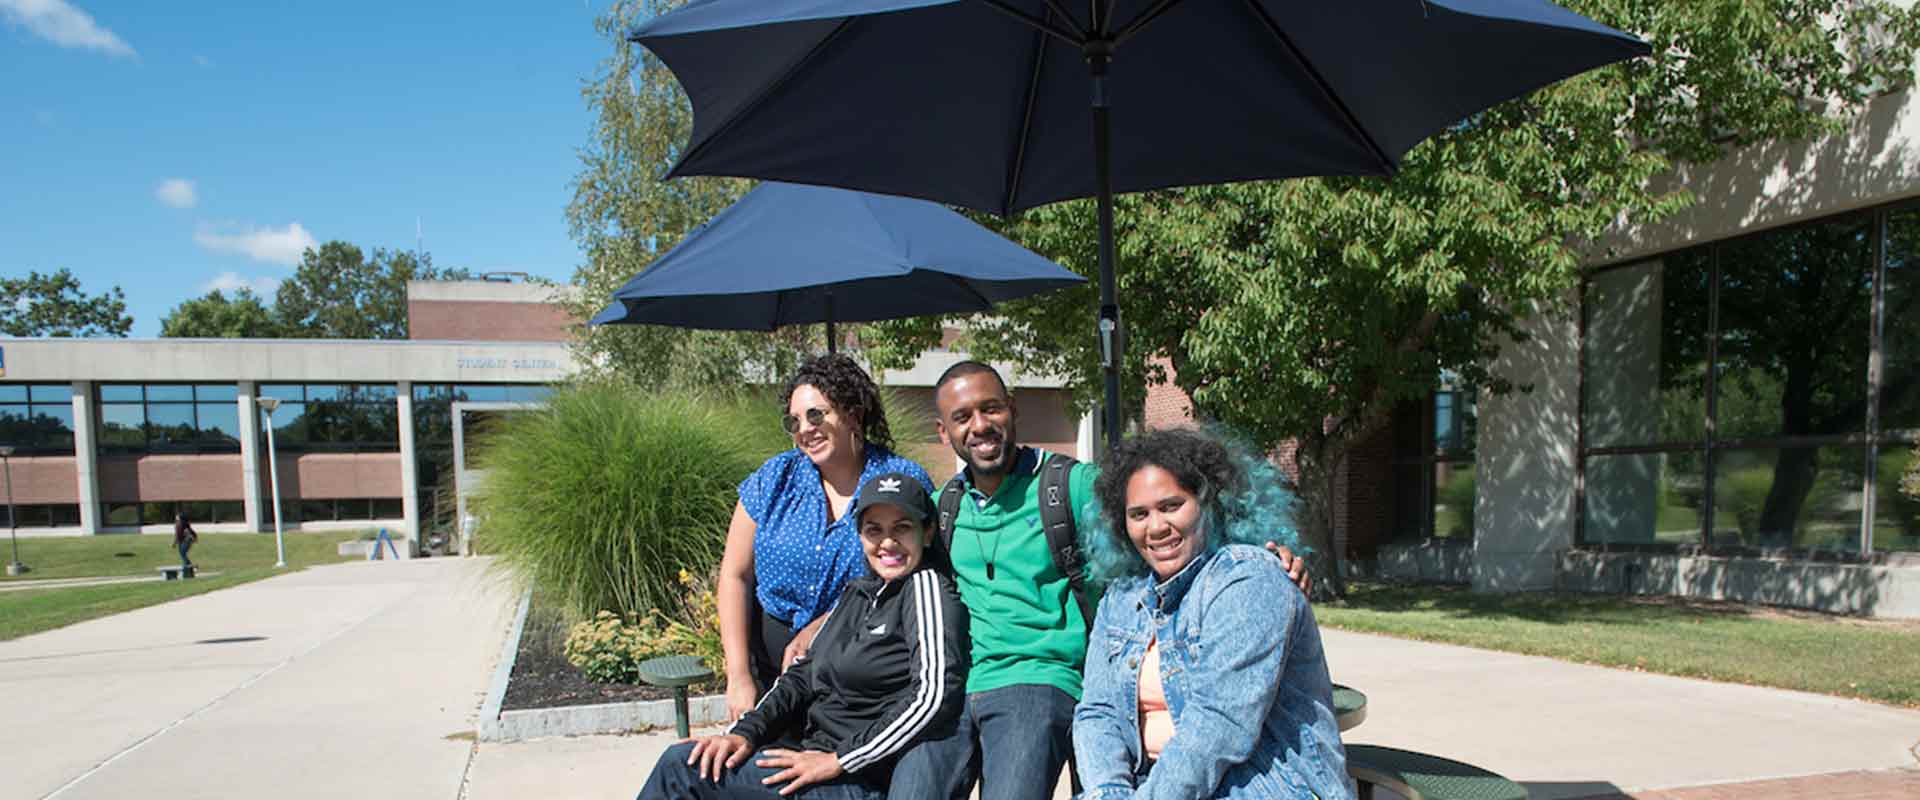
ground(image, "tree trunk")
xmin=1756 ymin=446 xmax=1819 ymax=546
xmin=1292 ymin=432 xmax=1349 ymax=601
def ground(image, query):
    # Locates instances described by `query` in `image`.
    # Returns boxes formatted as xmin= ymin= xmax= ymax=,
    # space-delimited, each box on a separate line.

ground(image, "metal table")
xmin=1333 ymin=683 xmax=1368 ymax=732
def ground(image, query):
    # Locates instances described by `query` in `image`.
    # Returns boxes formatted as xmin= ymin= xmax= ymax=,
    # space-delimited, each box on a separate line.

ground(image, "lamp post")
xmin=255 ymin=397 xmax=287 ymax=569
xmin=2 ymin=445 xmax=25 ymax=576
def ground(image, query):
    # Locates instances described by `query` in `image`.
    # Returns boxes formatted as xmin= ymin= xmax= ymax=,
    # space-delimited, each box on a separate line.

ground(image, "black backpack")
xmin=935 ymin=452 xmax=1096 ymax=625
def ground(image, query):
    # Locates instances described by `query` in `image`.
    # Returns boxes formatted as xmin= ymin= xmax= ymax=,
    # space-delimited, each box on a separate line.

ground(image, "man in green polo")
xmin=889 ymin=361 xmax=1308 ymax=800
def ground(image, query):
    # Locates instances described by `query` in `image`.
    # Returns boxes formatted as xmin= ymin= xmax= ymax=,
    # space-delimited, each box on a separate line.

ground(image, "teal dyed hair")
xmin=1082 ymin=426 xmax=1304 ymax=587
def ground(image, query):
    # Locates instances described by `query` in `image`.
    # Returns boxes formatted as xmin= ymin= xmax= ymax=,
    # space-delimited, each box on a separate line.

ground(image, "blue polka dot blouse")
xmin=738 ymin=445 xmax=934 ymax=629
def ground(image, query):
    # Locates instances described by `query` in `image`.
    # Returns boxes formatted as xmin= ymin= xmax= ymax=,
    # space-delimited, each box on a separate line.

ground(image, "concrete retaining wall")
xmin=1558 ymin=550 xmax=1920 ymax=619
xmin=1375 ymin=541 xmax=1475 ymax=584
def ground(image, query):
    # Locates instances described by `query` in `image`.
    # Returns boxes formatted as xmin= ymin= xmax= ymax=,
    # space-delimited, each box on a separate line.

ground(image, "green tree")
xmin=868 ymin=0 xmax=1920 ymax=592
xmin=159 ymin=288 xmax=283 ymax=338
xmin=273 ymin=242 xmax=468 ymax=339
xmin=565 ymin=0 xmax=937 ymax=389
xmin=0 ymin=269 xmax=132 ymax=337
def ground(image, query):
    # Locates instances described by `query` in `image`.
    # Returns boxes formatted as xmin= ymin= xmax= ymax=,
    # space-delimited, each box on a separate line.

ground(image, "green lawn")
xmin=1316 ymin=582 xmax=1920 ymax=708
xmin=0 ymin=530 xmax=372 ymax=582
xmin=0 ymin=530 xmax=369 ymax=641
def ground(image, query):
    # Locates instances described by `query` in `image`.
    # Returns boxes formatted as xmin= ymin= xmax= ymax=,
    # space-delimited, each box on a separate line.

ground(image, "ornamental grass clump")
xmin=473 ymin=384 xmax=784 ymax=623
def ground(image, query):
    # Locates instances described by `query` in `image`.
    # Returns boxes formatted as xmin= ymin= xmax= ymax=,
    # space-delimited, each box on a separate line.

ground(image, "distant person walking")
xmin=173 ymin=512 xmax=197 ymax=570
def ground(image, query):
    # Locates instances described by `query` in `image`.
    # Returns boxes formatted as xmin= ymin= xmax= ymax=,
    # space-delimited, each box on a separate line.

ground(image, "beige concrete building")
xmin=0 ymin=279 xmax=1089 ymax=552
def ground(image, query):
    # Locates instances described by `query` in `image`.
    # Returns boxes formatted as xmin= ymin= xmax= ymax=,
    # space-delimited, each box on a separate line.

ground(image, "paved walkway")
xmin=0 ymin=557 xmax=516 ymax=800
xmin=464 ymin=627 xmax=1920 ymax=800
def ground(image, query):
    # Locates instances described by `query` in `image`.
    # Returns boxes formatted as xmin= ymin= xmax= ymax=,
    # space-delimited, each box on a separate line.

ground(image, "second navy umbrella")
xmin=589 ymin=182 xmax=1086 ymax=353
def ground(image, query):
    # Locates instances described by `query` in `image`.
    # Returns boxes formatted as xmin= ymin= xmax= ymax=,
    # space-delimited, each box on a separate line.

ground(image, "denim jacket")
xmin=1072 ymin=545 xmax=1352 ymax=800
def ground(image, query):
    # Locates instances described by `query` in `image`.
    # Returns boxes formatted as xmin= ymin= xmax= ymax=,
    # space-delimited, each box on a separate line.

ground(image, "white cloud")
xmin=201 ymin=271 xmax=281 ymax=297
xmin=193 ymin=54 xmax=212 ymax=67
xmin=193 ymin=222 xmax=317 ymax=266
xmin=155 ymin=178 xmax=196 ymax=209
xmin=0 ymin=0 xmax=136 ymax=58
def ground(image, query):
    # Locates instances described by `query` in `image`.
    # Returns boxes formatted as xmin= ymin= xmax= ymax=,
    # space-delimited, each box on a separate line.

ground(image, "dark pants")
xmin=748 ymin=609 xmax=797 ymax=696
xmin=888 ymin=684 xmax=1077 ymax=800
xmin=177 ymin=541 xmax=193 ymax=568
xmin=636 ymin=741 xmax=884 ymax=800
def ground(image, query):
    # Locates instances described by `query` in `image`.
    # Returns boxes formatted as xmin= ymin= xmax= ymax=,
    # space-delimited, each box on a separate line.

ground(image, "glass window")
xmin=197 ymin=404 xmax=241 ymax=445
xmin=99 ymin=404 xmax=147 ymax=450
xmin=1879 ymin=206 xmax=1920 ymax=431
xmin=507 ymin=385 xmax=554 ymax=403
xmin=304 ymin=384 xmax=344 ymax=402
xmin=28 ymin=384 xmax=71 ymax=403
xmin=300 ymin=499 xmax=336 ymax=522
xmin=1710 ymin=446 xmax=1865 ymax=551
xmin=0 ymin=385 xmax=26 ymax=402
xmin=50 ymin=504 xmax=81 ymax=526
xmin=454 ymin=385 xmax=510 ymax=403
xmin=145 ymin=384 xmax=194 ymax=402
xmin=372 ymin=498 xmax=404 ymax=519
xmin=211 ymin=501 xmax=245 ymax=523
xmin=103 ymin=503 xmax=141 ymax=526
xmin=1584 ymin=452 xmax=1706 ymax=546
xmin=99 ymin=384 xmax=144 ymax=403
xmin=1433 ymin=463 xmax=1476 ymax=539
xmin=1585 ymin=257 xmax=1711 ymax=448
xmin=1715 ymin=217 xmax=1873 ymax=441
xmin=145 ymin=405 xmax=197 ymax=450
xmin=194 ymin=384 xmax=238 ymax=402
xmin=260 ymin=384 xmax=306 ymax=402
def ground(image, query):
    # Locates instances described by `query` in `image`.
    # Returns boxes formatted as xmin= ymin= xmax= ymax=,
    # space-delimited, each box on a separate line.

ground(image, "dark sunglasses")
xmin=782 ymin=407 xmax=831 ymax=434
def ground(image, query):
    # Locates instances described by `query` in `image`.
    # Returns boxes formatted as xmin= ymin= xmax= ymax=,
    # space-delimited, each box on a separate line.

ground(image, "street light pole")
xmin=2 ymin=445 xmax=25 ymax=576
xmin=256 ymin=397 xmax=287 ymax=569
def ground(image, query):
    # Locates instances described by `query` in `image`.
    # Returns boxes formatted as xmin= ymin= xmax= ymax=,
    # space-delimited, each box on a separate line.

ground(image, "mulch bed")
xmin=500 ymin=597 xmax=721 ymax=711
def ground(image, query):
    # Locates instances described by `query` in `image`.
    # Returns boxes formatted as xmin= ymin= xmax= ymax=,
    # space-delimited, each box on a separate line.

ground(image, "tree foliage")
xmin=573 ymin=0 xmax=1920 ymax=590
xmin=867 ymin=0 xmax=1920 ymax=588
xmin=565 ymin=0 xmax=937 ymax=390
xmin=159 ymin=242 xmax=468 ymax=340
xmin=0 ymin=269 xmax=132 ymax=337
xmin=158 ymin=288 xmax=282 ymax=338
xmin=275 ymin=242 xmax=464 ymax=339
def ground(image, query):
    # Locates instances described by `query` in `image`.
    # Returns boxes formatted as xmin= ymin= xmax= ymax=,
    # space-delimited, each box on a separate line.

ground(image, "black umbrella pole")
xmin=1091 ymin=56 xmax=1123 ymax=449
xmin=826 ymin=291 xmax=837 ymax=354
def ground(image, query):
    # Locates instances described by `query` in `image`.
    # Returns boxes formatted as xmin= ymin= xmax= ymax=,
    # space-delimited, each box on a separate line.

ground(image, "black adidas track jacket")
xmin=729 ymin=566 xmax=969 ymax=776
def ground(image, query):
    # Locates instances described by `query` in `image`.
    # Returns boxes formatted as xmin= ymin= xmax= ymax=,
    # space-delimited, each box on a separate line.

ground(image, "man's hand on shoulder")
xmin=1263 ymin=542 xmax=1312 ymax=598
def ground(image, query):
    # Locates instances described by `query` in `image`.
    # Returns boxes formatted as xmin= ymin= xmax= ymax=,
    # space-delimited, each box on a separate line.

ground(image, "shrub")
xmin=563 ymin=570 xmax=725 ymax=683
xmin=473 ymin=383 xmax=784 ymax=622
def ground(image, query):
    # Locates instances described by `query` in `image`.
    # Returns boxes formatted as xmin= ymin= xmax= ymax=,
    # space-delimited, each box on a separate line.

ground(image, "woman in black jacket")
xmin=636 ymin=472 xmax=969 ymax=800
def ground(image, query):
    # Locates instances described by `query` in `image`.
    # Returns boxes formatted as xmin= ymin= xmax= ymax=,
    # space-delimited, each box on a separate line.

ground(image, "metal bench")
xmin=158 ymin=565 xmax=196 ymax=580
xmin=1345 ymin=745 xmax=1527 ymax=800
xmin=634 ymin=655 xmax=714 ymax=737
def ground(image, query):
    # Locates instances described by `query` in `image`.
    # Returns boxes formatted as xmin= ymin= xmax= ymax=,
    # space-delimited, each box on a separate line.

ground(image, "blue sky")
xmin=2 ymin=1 xmax=623 ymax=336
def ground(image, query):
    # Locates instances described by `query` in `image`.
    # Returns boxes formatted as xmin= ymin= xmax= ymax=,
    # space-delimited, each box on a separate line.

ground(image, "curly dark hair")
xmin=1094 ymin=428 xmax=1244 ymax=535
xmin=781 ymin=353 xmax=894 ymax=451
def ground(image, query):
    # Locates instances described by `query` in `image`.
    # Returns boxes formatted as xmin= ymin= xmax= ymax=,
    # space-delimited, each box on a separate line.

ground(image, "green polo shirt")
xmin=948 ymin=447 xmax=1099 ymax=699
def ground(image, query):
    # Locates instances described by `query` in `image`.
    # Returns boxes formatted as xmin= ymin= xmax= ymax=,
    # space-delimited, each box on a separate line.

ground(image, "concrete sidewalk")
xmin=463 ymin=627 xmax=1920 ymax=800
xmin=0 ymin=557 xmax=516 ymax=800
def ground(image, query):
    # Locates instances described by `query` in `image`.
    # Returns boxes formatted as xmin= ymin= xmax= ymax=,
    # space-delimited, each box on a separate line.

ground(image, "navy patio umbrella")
xmin=589 ymin=182 xmax=1086 ymax=353
xmin=629 ymin=0 xmax=1651 ymax=443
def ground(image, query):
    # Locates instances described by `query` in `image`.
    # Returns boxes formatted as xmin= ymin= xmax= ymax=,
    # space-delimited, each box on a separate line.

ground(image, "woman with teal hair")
xmin=1073 ymin=428 xmax=1351 ymax=799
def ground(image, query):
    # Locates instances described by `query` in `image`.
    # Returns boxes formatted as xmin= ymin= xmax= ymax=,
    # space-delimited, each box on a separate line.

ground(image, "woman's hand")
xmin=756 ymin=749 xmax=846 ymax=796
xmin=684 ymin=733 xmax=754 ymax=782
xmin=1264 ymin=542 xmax=1312 ymax=597
xmin=782 ymin=613 xmax=830 ymax=669
xmin=724 ymin=677 xmax=758 ymax=722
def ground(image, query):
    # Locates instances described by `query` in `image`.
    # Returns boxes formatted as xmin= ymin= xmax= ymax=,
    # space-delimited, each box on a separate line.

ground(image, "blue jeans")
xmin=889 ymin=684 xmax=1077 ymax=800
xmin=177 ymin=541 xmax=193 ymax=568
xmin=636 ymin=742 xmax=884 ymax=800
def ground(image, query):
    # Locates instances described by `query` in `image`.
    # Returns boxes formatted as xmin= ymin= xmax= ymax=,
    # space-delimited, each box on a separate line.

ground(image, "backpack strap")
xmin=1037 ymin=453 xmax=1096 ymax=627
xmin=935 ymin=473 xmax=966 ymax=565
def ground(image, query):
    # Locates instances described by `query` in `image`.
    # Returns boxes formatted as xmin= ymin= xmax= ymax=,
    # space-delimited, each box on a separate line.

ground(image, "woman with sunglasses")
xmin=720 ymin=354 xmax=935 ymax=722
